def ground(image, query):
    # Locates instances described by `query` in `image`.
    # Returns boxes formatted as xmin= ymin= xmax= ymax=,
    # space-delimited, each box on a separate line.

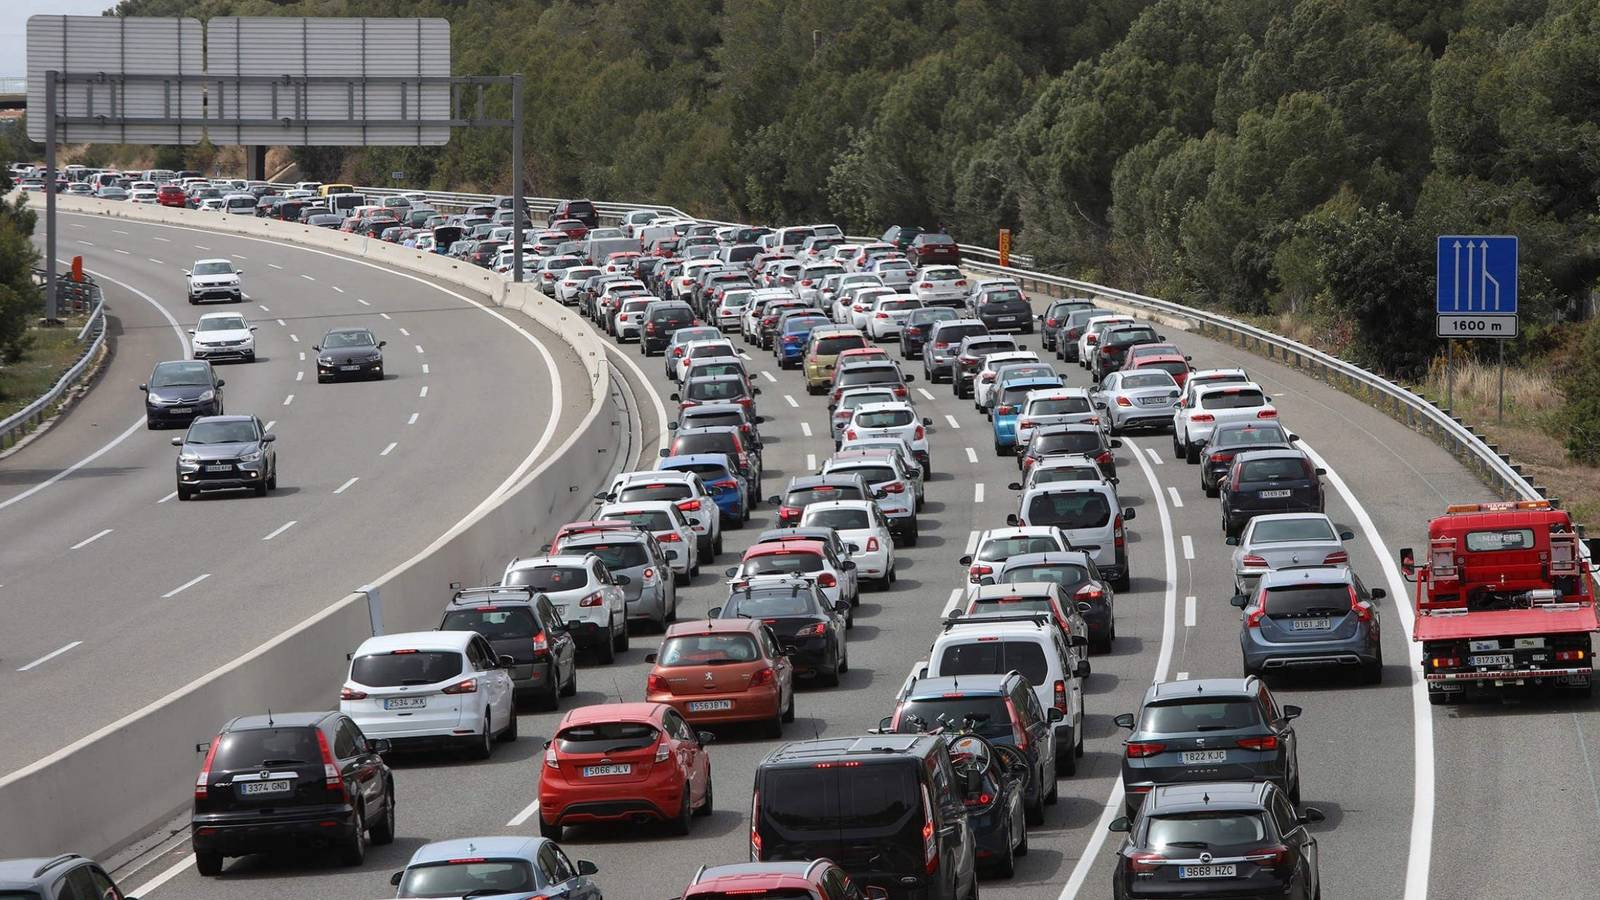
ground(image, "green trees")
xmin=0 ymin=187 xmax=41 ymax=365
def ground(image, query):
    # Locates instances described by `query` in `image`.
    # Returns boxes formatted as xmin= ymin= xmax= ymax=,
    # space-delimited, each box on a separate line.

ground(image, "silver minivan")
xmin=1009 ymin=479 xmax=1135 ymax=590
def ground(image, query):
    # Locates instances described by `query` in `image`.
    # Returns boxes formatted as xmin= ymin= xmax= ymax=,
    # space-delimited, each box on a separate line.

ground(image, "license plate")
xmin=582 ymin=764 xmax=632 ymax=777
xmin=687 ymin=699 xmax=733 ymax=712
xmin=1290 ymin=618 xmax=1332 ymax=631
xmin=204 ymin=465 xmax=231 ymax=473
xmin=1471 ymin=653 xmax=1514 ymax=667
xmin=1179 ymin=864 xmax=1236 ymax=879
xmin=239 ymin=780 xmax=291 ymax=795
xmin=997 ymin=316 xmax=1016 ymax=322
xmin=169 ymin=407 xmax=191 ymax=414
xmin=1180 ymin=750 xmax=1227 ymax=765
xmin=1260 ymin=489 xmax=1293 ymax=498
xmin=341 ymin=365 xmax=360 ymax=371
xmin=383 ymin=697 xmax=427 ymax=710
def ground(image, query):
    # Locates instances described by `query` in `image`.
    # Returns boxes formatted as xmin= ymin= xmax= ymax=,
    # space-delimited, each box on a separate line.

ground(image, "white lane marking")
xmin=258 ymin=304 xmax=269 ymax=312
xmin=399 ymin=327 xmax=410 ymax=336
xmin=761 ymin=370 xmax=777 ymax=383
xmin=268 ymin=262 xmax=283 ymax=269
xmin=422 ymin=363 xmax=430 ymax=374
xmin=1182 ymin=535 xmax=1194 ymax=560
xmin=147 ymin=257 xmax=163 ymax=264
xmin=506 ymin=798 xmax=540 ymax=828
xmin=113 ymin=229 xmax=129 ymax=235
xmin=1060 ymin=437 xmax=1177 ymax=899
xmin=129 ymin=854 xmax=193 ymax=898
xmin=290 ymin=334 xmax=300 ymax=343
xmin=0 ymin=269 xmax=187 ymax=514
xmin=381 ymin=442 xmax=397 ymax=456
xmin=151 ymin=236 xmax=169 ymax=242
xmin=194 ymin=244 xmax=210 ymax=250
xmin=157 ymin=490 xmax=178 ymax=503
xmin=76 ymin=240 xmax=94 ymax=246
xmin=241 ymin=292 xmax=251 ymax=301
xmin=264 ymin=420 xmax=276 ymax=431
xmin=380 ymin=312 xmax=392 ymax=320
xmin=1297 ymin=439 xmax=1433 ymax=898
xmin=299 ymin=274 xmax=316 ymax=281
xmin=262 ymin=521 xmax=297 ymax=541
xmin=282 ymin=394 xmax=294 ymax=406
xmin=964 ymin=530 xmax=980 ymax=556
xmin=114 ymin=248 xmax=130 ymax=255
xmin=331 ymin=285 xmax=344 ymax=293
xmin=114 ymin=833 xmax=191 ymax=883
xmin=806 ymin=453 xmax=817 ymax=471
xmin=943 ymin=588 xmax=965 ymax=618
xmin=69 ymin=223 xmax=84 ymax=228
xmin=1176 ymin=671 xmax=1190 ymax=680
xmin=70 ymin=528 xmax=113 ymax=550
xmin=333 ymin=477 xmax=360 ymax=495
xmin=419 ymin=386 xmax=429 ymax=398
xmin=917 ymin=387 xmax=935 ymax=400
xmin=800 ymin=421 xmax=811 ymax=437
xmin=1184 ymin=595 xmax=1197 ymax=627
xmin=785 ymin=395 xmax=799 ymax=408
xmin=407 ymin=413 xmax=419 ymax=425
xmin=1145 ymin=447 xmax=1162 ymax=465
xmin=944 ymin=414 xmax=961 ymax=429
xmin=161 ymin=573 xmax=211 ymax=599
xmin=16 ymin=642 xmax=84 ymax=672
xmin=297 ymin=352 xmax=304 ymax=361
xmin=295 ymin=371 xmax=303 ymax=383
xmin=357 ymin=298 xmax=371 ymax=306
xmin=973 ymin=483 xmax=985 ymax=503
xmin=414 ymin=344 xmax=424 ymax=353
xmin=965 ymin=447 xmax=979 ymax=464
xmin=276 ymin=318 xmax=286 ymax=326
xmin=738 ymin=351 xmax=752 ymax=360
xmin=231 ymin=254 xmax=247 ymax=260
xmin=1167 ymin=485 xmax=1184 ymax=508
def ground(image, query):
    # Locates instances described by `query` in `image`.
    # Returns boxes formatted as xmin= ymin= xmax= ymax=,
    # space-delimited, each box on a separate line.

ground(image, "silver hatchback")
xmin=555 ymin=531 xmax=678 ymax=631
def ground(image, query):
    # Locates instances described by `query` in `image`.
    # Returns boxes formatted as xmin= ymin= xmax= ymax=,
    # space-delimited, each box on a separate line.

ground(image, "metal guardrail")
xmin=0 ymin=283 xmax=105 ymax=451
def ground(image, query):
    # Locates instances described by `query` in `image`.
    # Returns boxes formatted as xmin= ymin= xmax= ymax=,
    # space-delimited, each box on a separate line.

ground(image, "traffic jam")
xmin=53 ymin=183 xmax=1594 ymax=900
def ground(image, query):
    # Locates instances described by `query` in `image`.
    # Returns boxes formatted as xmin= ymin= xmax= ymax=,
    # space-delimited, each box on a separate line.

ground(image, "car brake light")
xmin=1190 ymin=413 xmax=1215 ymax=423
xmin=914 ymin=425 xmax=925 ymax=440
xmin=1053 ymin=679 xmax=1068 ymax=713
xmin=676 ymin=499 xmax=702 ymax=512
xmin=441 ymin=677 xmax=479 ymax=694
xmin=195 ymin=737 xmax=220 ymax=799
xmin=711 ymin=478 xmax=739 ymax=491
xmin=882 ymin=482 xmax=905 ymax=493
xmin=1245 ymin=845 xmax=1291 ymax=870
xmin=933 ymin=341 xmax=949 ymax=349
xmin=314 ymin=728 xmax=348 ymax=800
xmin=1005 ymin=698 xmax=1029 ymax=752
xmin=1113 ymin=514 xmax=1126 ymax=549
xmin=1086 ymin=334 xmax=1098 ymax=345
xmin=1237 ymin=734 xmax=1279 ymax=751
xmin=817 ymin=573 xmax=838 ymax=588
xmin=1242 ymin=554 xmax=1268 ymax=568
xmin=749 ymin=666 xmax=776 ymax=686
xmin=647 ymin=672 xmax=670 ymax=694
xmin=919 ymin=282 xmax=932 ymax=288
xmin=655 ymin=737 xmax=672 ymax=762
xmin=968 ymin=564 xmax=993 ymax=583
xmin=1130 ymin=851 xmax=1166 ymax=874
xmin=1098 ymin=450 xmax=1114 ymax=465
xmin=1323 ymin=551 xmax=1348 ymax=564
xmin=893 ymin=385 xmax=907 ymax=397
xmin=751 ymin=791 xmax=763 ymax=859
xmin=1047 ymin=318 xmax=1059 ymax=327
xmin=846 ymin=429 xmax=857 ymax=440
xmin=875 ymin=312 xmax=890 ymax=319
xmin=997 ymin=404 xmax=1015 ymax=415
xmin=1210 ymin=451 xmax=1234 ymax=464
xmin=673 ymin=347 xmax=685 ymax=357
xmin=1257 ymin=408 xmax=1278 ymax=418
xmin=921 ymin=784 xmax=938 ymax=873
xmin=1115 ymin=396 xmax=1133 ymax=407
xmin=1246 ymin=602 xmax=1265 ymax=628
xmin=778 ymin=506 xmax=799 ymax=521
xmin=659 ymin=532 xmax=682 ymax=543
xmin=1125 ymin=741 xmax=1166 ymax=758
xmin=339 ymin=686 xmax=368 ymax=700
xmin=1557 ymin=649 xmax=1588 ymax=661
xmin=866 ymin=536 xmax=880 ymax=552
xmin=1076 ymin=584 xmax=1105 ymax=602
xmin=544 ymin=741 xmax=559 ymax=769
xmin=796 ymin=622 xmax=827 ymax=637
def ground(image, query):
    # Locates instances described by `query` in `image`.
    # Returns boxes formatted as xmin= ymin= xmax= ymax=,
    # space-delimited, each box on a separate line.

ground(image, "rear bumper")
xmin=192 ymin=808 xmax=358 ymax=854
xmin=651 ymin=689 xmax=781 ymax=724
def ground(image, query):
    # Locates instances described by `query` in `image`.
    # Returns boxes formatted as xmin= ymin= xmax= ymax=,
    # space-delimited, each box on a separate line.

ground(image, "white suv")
xmin=596 ymin=501 xmax=701 ymax=580
xmin=800 ymin=499 xmax=897 ymax=589
xmin=840 ymin=401 xmax=933 ymax=474
xmin=1075 ymin=314 xmax=1135 ymax=367
xmin=189 ymin=311 xmax=257 ymax=362
xmin=1172 ymin=379 xmax=1276 ymax=463
xmin=601 ymin=470 xmax=723 ymax=558
xmin=503 ymin=554 xmax=631 ymax=663
xmin=340 ymin=630 xmax=517 ymax=758
xmin=910 ymin=265 xmax=968 ymax=307
xmin=186 ymin=258 xmax=243 ymax=304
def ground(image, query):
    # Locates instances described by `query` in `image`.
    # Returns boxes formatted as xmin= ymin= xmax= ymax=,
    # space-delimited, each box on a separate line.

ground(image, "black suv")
xmin=1039 ymin=299 xmax=1097 ymax=352
xmin=752 ymin=734 xmax=978 ymax=900
xmin=1108 ymin=781 xmax=1323 ymax=900
xmin=1219 ymin=449 xmax=1325 ymax=538
xmin=886 ymin=673 xmax=1060 ymax=826
xmin=1090 ymin=324 xmax=1163 ymax=382
xmin=191 ymin=711 xmax=395 ymax=875
xmin=440 ymin=586 xmax=578 ymax=710
xmin=642 ymin=302 xmax=698 ymax=356
xmin=547 ymin=198 xmax=598 ymax=228
xmin=967 ymin=284 xmax=1033 ymax=335
xmin=1198 ymin=422 xmax=1298 ymax=497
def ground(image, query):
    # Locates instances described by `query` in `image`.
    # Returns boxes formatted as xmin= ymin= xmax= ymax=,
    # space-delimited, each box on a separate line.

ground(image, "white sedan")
xmin=864 ymin=295 xmax=924 ymax=341
xmin=972 ymin=351 xmax=1041 ymax=413
xmin=555 ymin=266 xmax=602 ymax=304
xmin=801 ymin=500 xmax=897 ymax=589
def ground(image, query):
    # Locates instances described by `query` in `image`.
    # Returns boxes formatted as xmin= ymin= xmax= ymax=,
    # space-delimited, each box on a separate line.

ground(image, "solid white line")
xmin=506 ymin=799 xmax=541 ymax=828
xmin=380 ymin=312 xmax=392 ymax=320
xmin=1145 ymin=447 xmax=1163 ymax=465
xmin=944 ymin=414 xmax=961 ymax=430
xmin=333 ymin=477 xmax=360 ymax=495
xmin=381 ymin=442 xmax=397 ymax=456
xmin=157 ymin=490 xmax=178 ymax=503
xmin=1182 ymin=535 xmax=1195 ymax=560
xmin=128 ymin=854 xmax=194 ymax=898
xmin=917 ymin=387 xmax=935 ymax=400
xmin=974 ymin=483 xmax=985 ymax=503
xmin=785 ymin=395 xmax=799 ymax=408
xmin=300 ymin=273 xmax=315 ymax=281
xmin=282 ymin=394 xmax=294 ymax=406
xmin=295 ymin=371 xmax=303 ymax=382
xmin=419 ymin=386 xmax=429 ymax=398
xmin=357 ymin=298 xmax=371 ymax=305
xmin=262 ymin=521 xmax=297 ymax=541
xmin=1060 ymin=438 xmax=1177 ymax=899
xmin=965 ymin=447 xmax=979 ymax=464
xmin=761 ymin=370 xmax=777 ymax=383
xmin=964 ymin=530 xmax=980 ymax=556
xmin=17 ymin=641 xmax=84 ymax=672
xmin=1184 ymin=595 xmax=1197 ymax=627
xmin=267 ymin=262 xmax=283 ymax=269
xmin=407 ymin=413 xmax=419 ymax=425
xmin=70 ymin=528 xmax=113 ymax=550
xmin=331 ymin=285 xmax=344 ymax=293
xmin=1298 ymin=440 xmax=1432 ymax=898
xmin=0 ymin=269 xmax=187 ymax=514
xmin=800 ymin=421 xmax=811 ymax=437
xmin=298 ymin=352 xmax=304 ymax=361
xmin=399 ymin=327 xmax=410 ymax=336
xmin=806 ymin=453 xmax=817 ymax=471
xmin=276 ymin=318 xmax=286 ymax=326
xmin=161 ymin=573 xmax=211 ymax=599
xmin=1167 ymin=485 xmax=1184 ymax=508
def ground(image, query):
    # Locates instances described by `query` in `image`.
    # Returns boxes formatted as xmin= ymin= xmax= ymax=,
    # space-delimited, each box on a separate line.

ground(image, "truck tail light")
xmin=749 ymin=666 xmax=776 ymax=686
xmin=647 ymin=672 xmax=670 ymax=694
xmin=751 ymin=792 xmax=763 ymax=860
xmin=921 ymin=783 xmax=939 ymax=873
xmin=1430 ymin=655 xmax=1461 ymax=669
xmin=1557 ymin=649 xmax=1588 ymax=662
xmin=340 ymin=686 xmax=368 ymax=700
xmin=1125 ymin=741 xmax=1165 ymax=758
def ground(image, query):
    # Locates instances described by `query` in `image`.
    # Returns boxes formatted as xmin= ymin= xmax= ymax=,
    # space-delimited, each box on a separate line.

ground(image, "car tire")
xmin=1203 ymin=478 xmax=1219 ymax=498
xmin=468 ymin=716 xmax=493 ymax=760
xmin=993 ymin=823 xmax=1016 ymax=879
xmin=194 ymin=851 xmax=223 ymax=877
xmin=994 ymin=440 xmax=1008 ymax=457
xmin=781 ymin=689 xmax=796 ymax=723
xmin=906 ymin=525 xmax=920 ymax=547
xmin=595 ymin=621 xmax=617 ymax=664
xmin=1112 ymin=572 xmax=1131 ymax=592
xmin=560 ymin=664 xmax=578 ymax=696
xmin=370 ymin=787 xmax=397 ymax=845
xmin=253 ymin=480 xmax=268 ymax=497
xmin=1025 ymin=789 xmax=1044 ymax=826
xmin=695 ymin=769 xmax=714 ymax=817
xmin=501 ymin=709 xmax=519 ymax=742
xmin=820 ymin=651 xmax=842 ymax=687
xmin=1364 ymin=655 xmax=1384 ymax=685
xmin=176 ymin=485 xmax=193 ymax=501
xmin=539 ymin=663 xmax=561 ymax=711
xmin=1186 ymin=441 xmax=1201 ymax=464
xmin=888 ymin=566 xmax=897 ymax=586
xmin=1172 ymin=433 xmax=1186 ymax=460
xmin=1015 ymin=822 xmax=1029 ymax=856
xmin=1057 ymin=734 xmax=1077 ymax=777
xmin=669 ymin=783 xmax=694 ymax=836
xmin=614 ymin=619 xmax=629 ymax=653
xmin=339 ymin=806 xmax=368 ymax=866
xmin=1046 ymin=766 xmax=1060 ymax=802
xmin=539 ymin=815 xmax=562 ymax=841
xmin=714 ymin=531 xmax=724 ymax=556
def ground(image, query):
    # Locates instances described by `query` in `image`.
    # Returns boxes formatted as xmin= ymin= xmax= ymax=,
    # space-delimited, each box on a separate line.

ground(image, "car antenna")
xmin=266 ymin=708 xmax=274 ymax=726
xmin=1203 ymin=792 xmax=1210 ymax=804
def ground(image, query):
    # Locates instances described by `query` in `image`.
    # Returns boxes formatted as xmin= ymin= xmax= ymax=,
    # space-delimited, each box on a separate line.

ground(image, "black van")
xmin=751 ymin=734 xmax=977 ymax=900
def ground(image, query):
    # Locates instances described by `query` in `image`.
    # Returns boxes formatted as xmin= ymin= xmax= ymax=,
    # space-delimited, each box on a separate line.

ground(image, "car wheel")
xmin=994 ymin=440 xmax=1008 ymax=457
xmin=1203 ymin=478 xmax=1219 ymax=498
xmin=370 ymin=787 xmax=397 ymax=845
xmin=820 ymin=653 xmax=841 ymax=687
xmin=1057 ymin=733 xmax=1077 ymax=777
xmin=781 ymin=689 xmax=796 ymax=723
xmin=194 ymin=851 xmax=224 ymax=876
xmin=888 ymin=566 xmax=897 ymax=586
xmin=669 ymin=783 xmax=693 ymax=836
xmin=714 ymin=531 xmax=724 ymax=556
xmin=993 ymin=823 xmax=1016 ymax=879
xmin=614 ymin=618 xmax=629 ymax=653
xmin=339 ymin=805 xmax=368 ymax=866
xmin=560 ymin=663 xmax=578 ymax=696
xmin=539 ymin=815 xmax=563 ymax=841
xmin=695 ymin=769 xmax=714 ymax=817
xmin=1289 ymin=779 xmax=1301 ymax=807
xmin=501 ymin=708 xmax=519 ymax=742
xmin=1172 ymin=433 xmax=1186 ymax=460
xmin=540 ymin=663 xmax=561 ymax=711
xmin=1186 ymin=441 xmax=1201 ymax=464
xmin=1025 ymin=789 xmax=1045 ymax=827
xmin=253 ymin=480 xmax=268 ymax=497
xmin=906 ymin=526 xmax=919 ymax=548
xmin=595 ymin=621 xmax=617 ymax=664
xmin=468 ymin=715 xmax=493 ymax=759
xmin=1015 ymin=820 xmax=1029 ymax=856
xmin=176 ymin=485 xmax=193 ymax=501
xmin=1112 ymin=572 xmax=1131 ymax=592
xmin=840 ymin=641 xmax=849 ymax=672
xmin=1364 ymin=655 xmax=1384 ymax=685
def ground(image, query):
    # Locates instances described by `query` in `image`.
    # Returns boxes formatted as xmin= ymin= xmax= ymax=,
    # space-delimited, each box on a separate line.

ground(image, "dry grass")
xmin=0 ymin=317 xmax=91 ymax=422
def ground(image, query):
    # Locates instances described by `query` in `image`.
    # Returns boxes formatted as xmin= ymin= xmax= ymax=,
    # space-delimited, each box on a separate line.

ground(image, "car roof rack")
xmin=941 ymin=612 xmax=1051 ymax=631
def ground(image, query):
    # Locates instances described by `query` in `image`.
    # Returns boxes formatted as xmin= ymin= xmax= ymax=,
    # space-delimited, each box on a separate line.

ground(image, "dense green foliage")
xmin=0 ymin=165 xmax=41 ymax=364
xmin=102 ymin=0 xmax=1600 ymax=389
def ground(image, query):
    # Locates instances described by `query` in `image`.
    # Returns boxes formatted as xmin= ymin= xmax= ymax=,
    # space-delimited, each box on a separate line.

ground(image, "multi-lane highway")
xmin=75 ymin=239 xmax=1592 ymax=900
xmin=1 ymin=211 xmax=594 ymax=773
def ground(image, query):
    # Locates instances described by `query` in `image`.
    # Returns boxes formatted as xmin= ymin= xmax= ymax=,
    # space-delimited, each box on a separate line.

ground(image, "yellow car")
xmin=803 ymin=327 xmax=870 ymax=394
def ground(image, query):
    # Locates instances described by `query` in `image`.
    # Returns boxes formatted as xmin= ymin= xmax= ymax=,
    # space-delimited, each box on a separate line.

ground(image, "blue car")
xmin=392 ymin=835 xmax=602 ymax=899
xmin=657 ymin=452 xmax=749 ymax=524
xmin=991 ymin=376 xmax=1064 ymax=456
xmin=775 ymin=314 xmax=830 ymax=369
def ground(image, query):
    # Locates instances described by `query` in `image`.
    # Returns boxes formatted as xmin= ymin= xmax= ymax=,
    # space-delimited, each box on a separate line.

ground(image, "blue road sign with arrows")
xmin=1437 ymin=235 xmax=1517 ymax=315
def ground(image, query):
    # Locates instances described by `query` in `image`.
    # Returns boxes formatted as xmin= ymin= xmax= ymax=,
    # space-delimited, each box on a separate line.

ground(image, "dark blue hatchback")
xmin=658 ymin=452 xmax=748 ymax=524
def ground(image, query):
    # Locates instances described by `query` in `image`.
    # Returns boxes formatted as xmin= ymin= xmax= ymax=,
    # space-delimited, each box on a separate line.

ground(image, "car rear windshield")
xmin=350 ymin=651 xmax=463 ymax=687
xmin=650 ymin=306 xmax=694 ymax=322
xmin=833 ymin=465 xmax=896 ymax=485
xmin=746 ymin=552 xmax=824 ymax=575
xmin=1001 ymin=384 xmax=1055 ymax=406
xmin=659 ymin=633 xmax=761 ymax=665
xmin=689 ymin=363 xmax=744 ymax=380
xmin=729 ymin=590 xmax=818 ymax=617
xmin=211 ymin=727 xmax=323 ymax=769
xmin=1140 ymin=700 xmax=1261 ymax=733
xmin=556 ymin=722 xmax=658 ymax=755
xmin=674 ymin=434 xmax=738 ymax=456
xmin=1001 ymin=564 xmax=1090 ymax=589
xmin=1215 ymin=425 xmax=1287 ymax=447
xmin=1035 ymin=432 xmax=1102 ymax=455
xmin=981 ymin=290 xmax=1026 ymax=305
xmin=602 ymin=510 xmax=674 ymax=532
xmin=939 ymin=640 xmax=1049 ymax=686
xmin=1250 ymin=518 xmax=1335 ymax=543
xmin=837 ymin=367 xmax=899 ymax=387
xmin=1145 ymin=812 xmax=1268 ymax=849
xmin=1029 ymin=397 xmax=1091 ymax=415
xmin=964 ymin=339 xmax=1014 ymax=356
xmin=1027 ymin=491 xmax=1112 ymax=529
xmin=1106 ymin=327 xmax=1159 ymax=345
xmin=682 ymin=411 xmax=744 ymax=430
xmin=690 ymin=892 xmax=814 ymax=900
xmin=855 ymin=409 xmax=913 ymax=428
xmin=1264 ymin=584 xmax=1352 ymax=616
xmin=978 ymin=537 xmax=1059 ymax=561
xmin=440 ymin=607 xmax=537 ymax=640
xmin=897 ymin=697 xmax=1011 ymax=739
xmin=804 ymin=508 xmax=871 ymax=531
xmin=506 ymin=565 xmax=590 ymax=591
xmin=840 ymin=392 xmax=895 ymax=411
xmin=619 ymin=483 xmax=693 ymax=502
xmin=1202 ymin=388 xmax=1266 ymax=409
xmin=762 ymin=764 xmax=917 ymax=830
xmin=934 ymin=323 xmax=987 ymax=343
xmin=1143 ymin=361 xmax=1189 ymax=377
xmin=1034 ymin=464 xmax=1101 ymax=484
xmin=909 ymin=309 xmax=959 ymax=325
xmin=815 ymin=335 xmax=868 ymax=355
xmin=398 ymin=859 xmax=537 ymax=898
xmin=1239 ymin=458 xmax=1310 ymax=481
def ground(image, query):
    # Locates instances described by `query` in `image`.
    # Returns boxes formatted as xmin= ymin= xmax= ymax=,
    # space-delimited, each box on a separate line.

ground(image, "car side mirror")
xmin=391 ymin=872 xmax=404 ymax=886
xmin=922 ymin=417 xmax=933 ymax=426
xmin=371 ymin=738 xmax=392 ymax=754
xmin=1047 ymin=707 xmax=1064 ymax=722
xmin=1070 ymin=635 xmax=1089 ymax=648
xmin=834 ymin=600 xmax=851 ymax=614
xmin=706 ymin=605 xmax=723 ymax=618
xmin=878 ymin=716 xmax=894 ymax=732
xmin=261 ymin=433 xmax=276 ymax=443
xmin=593 ymin=491 xmax=610 ymax=500
xmin=170 ymin=436 xmax=183 ymax=446
xmin=1340 ymin=530 xmax=1355 ymax=541
xmin=1300 ymin=807 xmax=1326 ymax=825
xmin=497 ymin=654 xmax=517 ymax=668
xmin=766 ymin=495 xmax=780 ymax=505
xmin=1109 ymin=816 xmax=1132 ymax=833
xmin=194 ymin=741 xmax=211 ymax=753
xmin=1370 ymin=588 xmax=1386 ymax=600
xmin=1007 ymin=481 xmax=1022 ymax=490
xmin=903 ymin=373 xmax=915 ymax=383
xmin=312 ymin=345 xmax=320 ymax=351
xmin=669 ymin=393 xmax=681 ymax=401
xmin=1005 ymin=514 xmax=1019 ymax=526
xmin=250 ymin=326 xmax=258 ymax=331
xmin=614 ymin=574 xmax=632 ymax=586
xmin=1109 ymin=438 xmax=1123 ymax=448
xmin=753 ymin=387 xmax=763 ymax=395
xmin=1123 ymin=507 xmax=1136 ymax=521
xmin=840 ymin=560 xmax=856 ymax=571
xmin=139 ymin=383 xmax=148 ymax=391
xmin=576 ymin=859 xmax=601 ymax=877
xmin=1113 ymin=713 xmax=1136 ymax=729
xmin=1076 ymin=660 xmax=1092 ymax=678
xmin=1281 ymin=704 xmax=1302 ymax=721
xmin=644 ymin=652 xmax=658 ymax=664
xmin=659 ymin=449 xmax=671 ymax=458
xmin=1224 ymin=535 xmax=1239 ymax=546
xmin=958 ymin=555 xmax=973 ymax=566
xmin=723 ymin=566 xmax=739 ymax=578
xmin=668 ymin=420 xmax=679 ymax=430
xmin=1314 ymin=467 xmax=1327 ymax=476
xmin=378 ymin=340 xmax=387 ymax=348
xmin=187 ymin=328 xmax=196 ymax=334
xmin=1230 ymin=594 xmax=1248 ymax=608
xmin=1399 ymin=547 xmax=1415 ymax=577
xmin=215 ymin=379 xmax=225 ymax=387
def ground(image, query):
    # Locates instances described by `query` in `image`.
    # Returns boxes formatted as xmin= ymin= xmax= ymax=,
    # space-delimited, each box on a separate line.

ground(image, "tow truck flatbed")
xmin=1413 ymin=606 xmax=1599 ymax=643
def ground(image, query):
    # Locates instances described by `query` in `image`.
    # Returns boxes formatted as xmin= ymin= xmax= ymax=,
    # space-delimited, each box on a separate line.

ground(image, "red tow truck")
xmin=1401 ymin=500 xmax=1597 ymax=704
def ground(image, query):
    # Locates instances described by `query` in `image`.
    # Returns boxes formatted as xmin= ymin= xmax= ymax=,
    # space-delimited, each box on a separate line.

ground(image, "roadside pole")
xmin=44 ymin=71 xmax=57 ymax=322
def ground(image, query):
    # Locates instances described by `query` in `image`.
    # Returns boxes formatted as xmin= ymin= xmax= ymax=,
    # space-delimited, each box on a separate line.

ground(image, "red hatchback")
xmin=157 ymin=184 xmax=187 ymax=207
xmin=1124 ymin=352 xmax=1192 ymax=389
xmin=681 ymin=860 xmax=885 ymax=900
xmin=538 ymin=702 xmax=714 ymax=840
